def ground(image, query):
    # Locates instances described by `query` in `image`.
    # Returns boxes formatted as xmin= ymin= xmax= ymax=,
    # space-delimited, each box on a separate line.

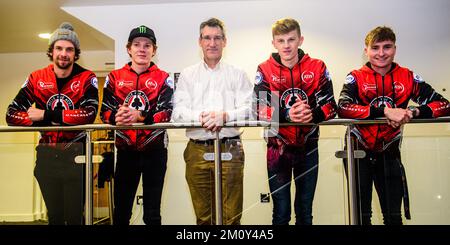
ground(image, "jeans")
xmin=344 ymin=139 xmax=409 ymax=225
xmin=267 ymin=139 xmax=319 ymax=225
xmin=353 ymin=141 xmax=405 ymax=225
xmin=34 ymin=143 xmax=85 ymax=225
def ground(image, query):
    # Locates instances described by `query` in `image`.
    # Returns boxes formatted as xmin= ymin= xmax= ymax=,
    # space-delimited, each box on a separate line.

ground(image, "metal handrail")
xmin=1 ymin=116 xmax=449 ymax=225
xmin=1 ymin=117 xmax=449 ymax=132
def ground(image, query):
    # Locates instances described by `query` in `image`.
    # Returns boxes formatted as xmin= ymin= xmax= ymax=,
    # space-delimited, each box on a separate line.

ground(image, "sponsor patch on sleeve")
xmin=165 ymin=76 xmax=174 ymax=89
xmin=255 ymin=71 xmax=263 ymax=85
xmin=21 ymin=78 xmax=29 ymax=88
xmin=345 ymin=74 xmax=356 ymax=84
xmin=325 ymin=68 xmax=332 ymax=81
xmin=413 ymin=73 xmax=424 ymax=83
xmin=104 ymin=76 xmax=110 ymax=88
xmin=91 ymin=77 xmax=98 ymax=89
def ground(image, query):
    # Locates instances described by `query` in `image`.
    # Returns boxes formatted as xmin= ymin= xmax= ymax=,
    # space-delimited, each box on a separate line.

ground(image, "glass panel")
xmin=348 ymin=122 xmax=450 ymax=225
xmin=314 ymin=131 xmax=347 ymax=224
xmin=92 ymin=129 xmax=114 ymax=225
xmin=160 ymin=126 xmax=348 ymax=225
xmin=0 ymin=133 xmax=44 ymax=224
xmin=2 ymin=121 xmax=447 ymax=225
xmin=0 ymin=132 xmax=85 ymax=225
xmin=393 ymin=123 xmax=449 ymax=224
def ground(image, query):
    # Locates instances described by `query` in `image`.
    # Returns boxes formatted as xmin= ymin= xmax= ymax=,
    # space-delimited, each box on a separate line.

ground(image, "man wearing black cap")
xmin=6 ymin=22 xmax=99 ymax=225
xmin=101 ymin=25 xmax=173 ymax=225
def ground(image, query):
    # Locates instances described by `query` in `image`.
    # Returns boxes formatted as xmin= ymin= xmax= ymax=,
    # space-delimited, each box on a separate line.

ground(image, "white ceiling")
xmin=0 ymin=0 xmax=259 ymax=53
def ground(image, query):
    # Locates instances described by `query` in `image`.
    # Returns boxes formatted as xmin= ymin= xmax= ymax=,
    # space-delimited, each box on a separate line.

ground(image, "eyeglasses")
xmin=201 ymin=35 xmax=224 ymax=42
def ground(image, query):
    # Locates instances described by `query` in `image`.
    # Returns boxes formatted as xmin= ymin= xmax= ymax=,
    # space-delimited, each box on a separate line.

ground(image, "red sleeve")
xmin=338 ymin=73 xmax=371 ymax=119
xmin=410 ymin=72 xmax=450 ymax=118
xmin=151 ymin=75 xmax=173 ymax=123
xmin=253 ymin=67 xmax=278 ymax=121
xmin=312 ymin=64 xmax=337 ymax=123
xmin=6 ymin=77 xmax=35 ymax=126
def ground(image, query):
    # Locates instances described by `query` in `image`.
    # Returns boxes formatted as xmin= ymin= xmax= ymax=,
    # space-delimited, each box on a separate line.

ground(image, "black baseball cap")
xmin=128 ymin=25 xmax=156 ymax=44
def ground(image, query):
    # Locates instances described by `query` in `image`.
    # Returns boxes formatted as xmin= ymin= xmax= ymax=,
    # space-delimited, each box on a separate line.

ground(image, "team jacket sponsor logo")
xmin=91 ymin=77 xmax=98 ymax=89
xmin=280 ymin=88 xmax=308 ymax=108
xmin=271 ymin=74 xmax=286 ymax=83
xmin=324 ymin=68 xmax=332 ymax=81
xmin=165 ymin=77 xmax=174 ymax=89
xmin=345 ymin=74 xmax=355 ymax=84
xmin=370 ymin=96 xmax=395 ymax=108
xmin=47 ymin=94 xmax=74 ymax=110
xmin=362 ymin=82 xmax=404 ymax=94
xmin=301 ymin=71 xmax=314 ymax=83
xmin=124 ymin=90 xmax=149 ymax=111
xmin=394 ymin=81 xmax=405 ymax=93
xmin=117 ymin=80 xmax=134 ymax=87
xmin=71 ymin=80 xmax=81 ymax=93
xmin=413 ymin=73 xmax=424 ymax=83
xmin=255 ymin=71 xmax=263 ymax=85
xmin=38 ymin=80 xmax=54 ymax=90
xmin=363 ymin=83 xmax=377 ymax=91
xmin=145 ymin=79 xmax=158 ymax=90
xmin=22 ymin=79 xmax=29 ymax=88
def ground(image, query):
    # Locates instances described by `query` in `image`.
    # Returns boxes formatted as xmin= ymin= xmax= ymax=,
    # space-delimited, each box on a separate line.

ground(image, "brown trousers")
xmin=184 ymin=138 xmax=244 ymax=225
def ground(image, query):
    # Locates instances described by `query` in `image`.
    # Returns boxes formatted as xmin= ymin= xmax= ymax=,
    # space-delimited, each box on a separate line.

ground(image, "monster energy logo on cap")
xmin=128 ymin=25 xmax=157 ymax=44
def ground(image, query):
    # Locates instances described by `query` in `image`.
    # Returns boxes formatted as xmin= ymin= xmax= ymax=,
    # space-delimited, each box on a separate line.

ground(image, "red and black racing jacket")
xmin=101 ymin=62 xmax=173 ymax=151
xmin=338 ymin=62 xmax=450 ymax=152
xmin=254 ymin=49 xmax=337 ymax=146
xmin=6 ymin=63 xmax=98 ymax=147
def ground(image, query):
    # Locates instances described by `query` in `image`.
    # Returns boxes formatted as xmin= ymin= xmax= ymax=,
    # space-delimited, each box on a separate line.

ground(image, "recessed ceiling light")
xmin=38 ymin=33 xmax=51 ymax=39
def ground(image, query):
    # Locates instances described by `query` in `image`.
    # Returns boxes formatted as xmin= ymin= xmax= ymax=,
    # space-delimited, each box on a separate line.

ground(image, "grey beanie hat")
xmin=48 ymin=22 xmax=80 ymax=49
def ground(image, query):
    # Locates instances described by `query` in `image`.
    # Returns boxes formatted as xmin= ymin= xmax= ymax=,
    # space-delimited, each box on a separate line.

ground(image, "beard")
xmin=54 ymin=57 xmax=74 ymax=70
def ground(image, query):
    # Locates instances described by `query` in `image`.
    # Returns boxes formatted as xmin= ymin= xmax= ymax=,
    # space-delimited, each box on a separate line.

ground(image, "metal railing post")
xmin=346 ymin=125 xmax=360 ymax=225
xmin=85 ymin=130 xmax=93 ymax=225
xmin=214 ymin=131 xmax=223 ymax=225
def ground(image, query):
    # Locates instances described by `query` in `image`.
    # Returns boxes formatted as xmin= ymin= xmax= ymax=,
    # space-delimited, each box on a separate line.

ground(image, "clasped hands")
xmin=199 ymin=111 xmax=228 ymax=132
xmin=383 ymin=107 xmax=414 ymax=128
xmin=288 ymin=99 xmax=313 ymax=123
xmin=115 ymin=103 xmax=144 ymax=125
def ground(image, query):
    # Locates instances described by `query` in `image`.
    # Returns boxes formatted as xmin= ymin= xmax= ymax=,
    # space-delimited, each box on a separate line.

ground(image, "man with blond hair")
xmin=254 ymin=18 xmax=337 ymax=225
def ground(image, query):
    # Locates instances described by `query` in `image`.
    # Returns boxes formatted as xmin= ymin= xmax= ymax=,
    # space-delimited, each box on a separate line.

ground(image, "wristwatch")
xmin=407 ymin=106 xmax=419 ymax=118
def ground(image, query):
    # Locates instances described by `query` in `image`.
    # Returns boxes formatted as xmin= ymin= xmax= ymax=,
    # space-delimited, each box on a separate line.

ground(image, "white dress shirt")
xmin=172 ymin=60 xmax=253 ymax=140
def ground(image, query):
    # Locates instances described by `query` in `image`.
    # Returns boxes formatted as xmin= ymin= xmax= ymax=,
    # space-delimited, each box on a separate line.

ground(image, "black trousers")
xmin=345 ymin=140 xmax=406 ymax=225
xmin=34 ymin=143 xmax=85 ymax=225
xmin=113 ymin=147 xmax=167 ymax=225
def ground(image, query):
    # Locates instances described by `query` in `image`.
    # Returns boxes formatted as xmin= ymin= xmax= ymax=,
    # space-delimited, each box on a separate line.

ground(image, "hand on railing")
xmin=288 ymin=99 xmax=312 ymax=123
xmin=115 ymin=103 xmax=142 ymax=125
xmin=384 ymin=107 xmax=413 ymax=128
xmin=199 ymin=111 xmax=228 ymax=132
xmin=27 ymin=107 xmax=45 ymax=122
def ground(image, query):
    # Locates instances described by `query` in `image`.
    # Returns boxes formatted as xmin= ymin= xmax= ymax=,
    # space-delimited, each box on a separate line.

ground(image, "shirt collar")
xmin=201 ymin=59 xmax=222 ymax=72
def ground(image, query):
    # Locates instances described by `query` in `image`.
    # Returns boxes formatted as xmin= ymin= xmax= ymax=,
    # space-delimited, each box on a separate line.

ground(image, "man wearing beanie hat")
xmin=101 ymin=25 xmax=173 ymax=225
xmin=48 ymin=22 xmax=81 ymax=63
xmin=6 ymin=22 xmax=99 ymax=225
